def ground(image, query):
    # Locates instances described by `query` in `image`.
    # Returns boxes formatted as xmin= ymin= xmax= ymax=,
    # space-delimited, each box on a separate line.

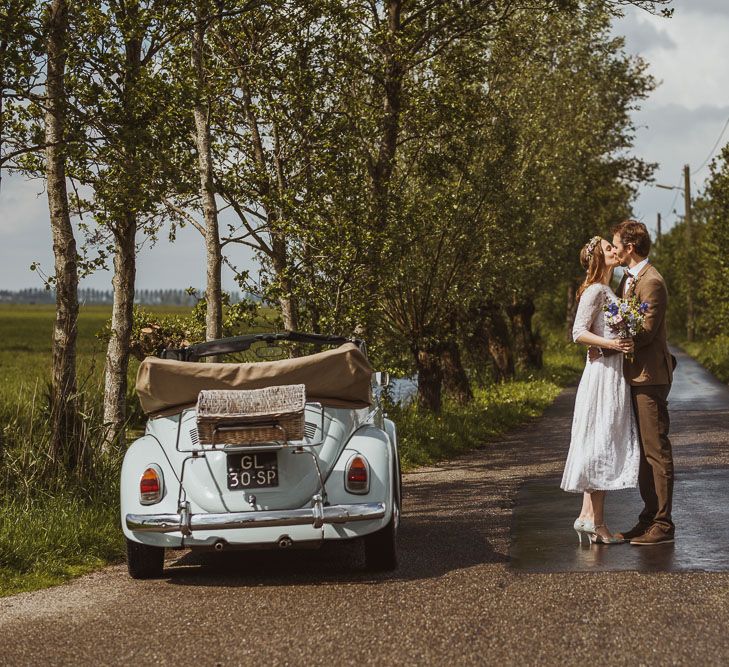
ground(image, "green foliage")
xmin=95 ymin=294 xmax=261 ymax=361
xmin=652 ymin=144 xmax=729 ymax=341
xmin=390 ymin=328 xmax=584 ymax=469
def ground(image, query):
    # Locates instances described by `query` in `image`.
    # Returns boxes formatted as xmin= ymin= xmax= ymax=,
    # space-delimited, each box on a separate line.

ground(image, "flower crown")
xmin=585 ymin=236 xmax=602 ymax=259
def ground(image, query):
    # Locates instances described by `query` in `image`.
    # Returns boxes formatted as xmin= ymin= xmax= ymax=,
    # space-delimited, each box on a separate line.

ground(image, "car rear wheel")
xmin=126 ymin=538 xmax=164 ymax=579
xmin=364 ymin=491 xmax=399 ymax=571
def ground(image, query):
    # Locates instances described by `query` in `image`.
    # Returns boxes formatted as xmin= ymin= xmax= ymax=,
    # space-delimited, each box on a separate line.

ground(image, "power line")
xmin=694 ymin=114 xmax=729 ymax=174
xmin=661 ymin=177 xmax=682 ymax=222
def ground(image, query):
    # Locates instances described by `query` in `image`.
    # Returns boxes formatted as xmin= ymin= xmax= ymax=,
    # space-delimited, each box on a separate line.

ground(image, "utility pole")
xmin=684 ymin=163 xmax=695 ymax=342
xmin=656 ymin=212 xmax=662 ymax=243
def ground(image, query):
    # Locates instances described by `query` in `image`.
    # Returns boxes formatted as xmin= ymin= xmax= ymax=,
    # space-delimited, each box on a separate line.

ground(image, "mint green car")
xmin=121 ymin=332 xmax=401 ymax=578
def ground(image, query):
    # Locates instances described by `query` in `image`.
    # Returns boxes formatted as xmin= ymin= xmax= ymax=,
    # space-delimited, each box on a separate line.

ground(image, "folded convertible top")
xmin=136 ymin=342 xmax=373 ymax=416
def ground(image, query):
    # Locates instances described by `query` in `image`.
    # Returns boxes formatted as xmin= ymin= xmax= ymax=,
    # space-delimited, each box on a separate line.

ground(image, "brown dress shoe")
xmin=629 ymin=524 xmax=675 ymax=545
xmin=615 ymin=522 xmax=651 ymax=541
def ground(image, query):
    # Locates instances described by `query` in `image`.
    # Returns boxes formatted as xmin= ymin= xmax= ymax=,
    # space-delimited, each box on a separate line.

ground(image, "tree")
xmin=2 ymin=0 xmax=84 ymax=464
xmin=192 ymin=0 xmax=223 ymax=343
xmin=62 ymin=0 xmax=193 ymax=445
xmin=44 ymin=0 xmax=81 ymax=464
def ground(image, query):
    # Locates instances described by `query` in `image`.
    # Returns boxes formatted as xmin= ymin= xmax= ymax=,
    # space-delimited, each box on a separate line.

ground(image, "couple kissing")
xmin=561 ymin=220 xmax=676 ymax=546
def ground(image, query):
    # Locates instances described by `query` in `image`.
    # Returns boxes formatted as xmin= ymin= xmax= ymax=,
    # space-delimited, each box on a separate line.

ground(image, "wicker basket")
xmin=196 ymin=384 xmax=306 ymax=445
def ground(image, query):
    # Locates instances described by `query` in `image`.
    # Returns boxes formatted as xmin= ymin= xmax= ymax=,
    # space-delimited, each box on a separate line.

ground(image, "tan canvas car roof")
xmin=136 ymin=342 xmax=373 ymax=416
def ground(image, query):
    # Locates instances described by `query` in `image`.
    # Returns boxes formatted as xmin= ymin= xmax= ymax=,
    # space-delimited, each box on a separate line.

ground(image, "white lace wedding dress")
xmin=560 ymin=283 xmax=639 ymax=493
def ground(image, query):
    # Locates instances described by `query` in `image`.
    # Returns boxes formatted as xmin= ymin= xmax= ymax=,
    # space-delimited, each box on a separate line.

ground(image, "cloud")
xmin=628 ymin=103 xmax=729 ymax=232
xmin=616 ymin=15 xmax=677 ymax=52
xmin=679 ymin=0 xmax=729 ymax=17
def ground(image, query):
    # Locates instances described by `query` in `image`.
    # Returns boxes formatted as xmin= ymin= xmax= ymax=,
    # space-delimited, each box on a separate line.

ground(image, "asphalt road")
xmin=2 ymin=347 xmax=729 ymax=666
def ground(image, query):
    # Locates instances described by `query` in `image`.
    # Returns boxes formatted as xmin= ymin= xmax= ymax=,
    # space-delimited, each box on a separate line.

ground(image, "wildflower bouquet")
xmin=604 ymin=296 xmax=650 ymax=362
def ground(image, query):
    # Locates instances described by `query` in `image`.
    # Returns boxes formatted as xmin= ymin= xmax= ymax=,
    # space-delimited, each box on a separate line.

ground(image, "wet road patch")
xmin=509 ymin=470 xmax=729 ymax=573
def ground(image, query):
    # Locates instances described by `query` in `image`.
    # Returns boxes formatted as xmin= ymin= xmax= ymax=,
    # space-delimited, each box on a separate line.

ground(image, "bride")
xmin=561 ymin=236 xmax=640 ymax=544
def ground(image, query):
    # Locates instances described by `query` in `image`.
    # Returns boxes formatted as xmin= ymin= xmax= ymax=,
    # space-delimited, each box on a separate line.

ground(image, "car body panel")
xmin=122 ymin=402 xmax=399 ymax=550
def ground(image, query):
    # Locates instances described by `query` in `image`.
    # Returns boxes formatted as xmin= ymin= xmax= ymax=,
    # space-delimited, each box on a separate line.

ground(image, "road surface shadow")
xmin=510 ymin=470 xmax=729 ymax=573
xmin=165 ymin=476 xmax=510 ymax=587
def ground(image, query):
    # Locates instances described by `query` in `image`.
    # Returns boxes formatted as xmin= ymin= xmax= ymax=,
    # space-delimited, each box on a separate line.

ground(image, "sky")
xmin=1 ymin=0 xmax=729 ymax=291
xmin=613 ymin=1 xmax=729 ymax=232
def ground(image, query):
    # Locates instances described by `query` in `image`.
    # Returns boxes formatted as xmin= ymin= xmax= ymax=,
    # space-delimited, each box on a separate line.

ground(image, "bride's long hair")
xmin=576 ymin=237 xmax=607 ymax=303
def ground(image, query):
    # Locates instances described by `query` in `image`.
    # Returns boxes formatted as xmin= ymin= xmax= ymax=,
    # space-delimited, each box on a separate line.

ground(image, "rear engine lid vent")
xmin=304 ymin=422 xmax=317 ymax=440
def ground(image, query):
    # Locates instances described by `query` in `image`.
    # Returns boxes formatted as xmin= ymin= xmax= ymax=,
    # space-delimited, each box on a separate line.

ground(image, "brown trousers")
xmin=632 ymin=384 xmax=674 ymax=531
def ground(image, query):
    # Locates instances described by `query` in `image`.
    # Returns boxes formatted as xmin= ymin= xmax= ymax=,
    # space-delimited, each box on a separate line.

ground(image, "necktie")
xmin=624 ymin=274 xmax=634 ymax=296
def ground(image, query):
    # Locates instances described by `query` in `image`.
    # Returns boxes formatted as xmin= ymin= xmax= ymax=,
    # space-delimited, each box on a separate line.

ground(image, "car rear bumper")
xmin=126 ymin=498 xmax=386 ymax=535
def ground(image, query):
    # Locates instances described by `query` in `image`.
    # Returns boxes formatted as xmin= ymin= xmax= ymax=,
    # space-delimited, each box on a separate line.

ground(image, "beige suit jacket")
xmin=618 ymin=263 xmax=673 ymax=386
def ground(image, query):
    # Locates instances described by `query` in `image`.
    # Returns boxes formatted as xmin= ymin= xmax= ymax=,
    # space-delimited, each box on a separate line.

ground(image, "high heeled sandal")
xmin=574 ymin=518 xmax=596 ymax=545
xmin=589 ymin=524 xmax=623 ymax=544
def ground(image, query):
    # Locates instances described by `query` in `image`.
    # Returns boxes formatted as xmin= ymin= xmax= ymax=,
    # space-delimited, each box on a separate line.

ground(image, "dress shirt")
xmin=623 ymin=257 xmax=649 ymax=296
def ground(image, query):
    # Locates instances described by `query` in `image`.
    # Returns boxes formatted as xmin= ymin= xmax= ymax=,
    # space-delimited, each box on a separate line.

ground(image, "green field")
xmin=0 ymin=304 xmax=195 ymax=410
xmin=0 ymin=304 xmax=584 ymax=597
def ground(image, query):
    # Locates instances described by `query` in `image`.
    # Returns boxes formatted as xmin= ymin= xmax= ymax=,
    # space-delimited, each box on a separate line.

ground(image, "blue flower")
xmin=620 ymin=302 xmax=630 ymax=313
xmin=607 ymin=303 xmax=619 ymax=315
xmin=639 ymin=302 xmax=649 ymax=313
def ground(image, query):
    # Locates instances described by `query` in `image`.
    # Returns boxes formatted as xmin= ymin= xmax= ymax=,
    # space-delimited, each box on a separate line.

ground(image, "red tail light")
xmin=345 ymin=455 xmax=369 ymax=494
xmin=139 ymin=466 xmax=164 ymax=505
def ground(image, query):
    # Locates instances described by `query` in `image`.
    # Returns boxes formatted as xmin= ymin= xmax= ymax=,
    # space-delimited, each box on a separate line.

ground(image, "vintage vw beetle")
xmin=121 ymin=332 xmax=401 ymax=578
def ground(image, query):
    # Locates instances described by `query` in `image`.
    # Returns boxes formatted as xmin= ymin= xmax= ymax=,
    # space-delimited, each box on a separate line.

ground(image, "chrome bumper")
xmin=126 ymin=499 xmax=386 ymax=535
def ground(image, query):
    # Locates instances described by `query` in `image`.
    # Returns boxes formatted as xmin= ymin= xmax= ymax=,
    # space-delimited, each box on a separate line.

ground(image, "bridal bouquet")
xmin=604 ymin=297 xmax=650 ymax=362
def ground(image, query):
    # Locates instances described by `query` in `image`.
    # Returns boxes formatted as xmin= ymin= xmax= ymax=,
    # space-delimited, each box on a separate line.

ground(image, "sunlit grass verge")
xmin=679 ymin=335 xmax=729 ymax=385
xmin=0 ymin=489 xmax=123 ymax=597
xmin=0 ymin=374 xmax=125 ymax=597
xmin=392 ymin=333 xmax=585 ymax=471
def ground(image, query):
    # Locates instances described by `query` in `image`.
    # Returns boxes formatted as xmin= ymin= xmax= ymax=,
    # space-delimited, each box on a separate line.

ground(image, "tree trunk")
xmin=102 ymin=14 xmax=143 ymax=448
xmin=415 ymin=345 xmax=443 ymax=413
xmin=231 ymin=56 xmax=298 ymax=332
xmin=103 ymin=216 xmax=136 ymax=446
xmin=356 ymin=0 xmax=403 ymax=339
xmin=272 ymin=233 xmax=298 ymax=331
xmin=193 ymin=3 xmax=222 ymax=343
xmin=45 ymin=0 xmax=80 ymax=467
xmin=482 ymin=304 xmax=515 ymax=381
xmin=509 ymin=297 xmax=543 ymax=370
xmin=440 ymin=340 xmax=473 ymax=404
xmin=565 ymin=279 xmax=578 ymax=341
xmin=369 ymin=0 xmax=403 ymax=234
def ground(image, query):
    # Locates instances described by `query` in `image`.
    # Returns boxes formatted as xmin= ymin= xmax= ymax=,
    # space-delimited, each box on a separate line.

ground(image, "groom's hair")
xmin=612 ymin=219 xmax=651 ymax=257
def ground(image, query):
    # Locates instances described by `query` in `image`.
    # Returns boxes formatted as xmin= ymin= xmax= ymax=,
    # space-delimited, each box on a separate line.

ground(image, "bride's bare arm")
xmin=572 ymin=286 xmax=633 ymax=355
xmin=576 ymin=331 xmax=633 ymax=352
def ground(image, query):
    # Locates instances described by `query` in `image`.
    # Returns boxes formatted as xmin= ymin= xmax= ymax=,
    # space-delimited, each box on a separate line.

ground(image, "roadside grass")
xmin=0 ymin=306 xmax=584 ymax=596
xmin=0 ymin=490 xmax=122 ymax=596
xmin=678 ymin=335 xmax=729 ymax=385
xmin=393 ymin=331 xmax=585 ymax=470
xmin=0 ymin=304 xmax=181 ymax=597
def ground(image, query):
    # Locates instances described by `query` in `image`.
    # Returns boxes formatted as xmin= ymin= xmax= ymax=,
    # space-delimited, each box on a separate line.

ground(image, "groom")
xmin=600 ymin=220 xmax=676 ymax=545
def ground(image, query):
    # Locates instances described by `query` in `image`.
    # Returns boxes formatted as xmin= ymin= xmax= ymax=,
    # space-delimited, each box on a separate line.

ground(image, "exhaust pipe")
xmin=278 ymin=536 xmax=293 ymax=549
xmin=214 ymin=540 xmax=226 ymax=551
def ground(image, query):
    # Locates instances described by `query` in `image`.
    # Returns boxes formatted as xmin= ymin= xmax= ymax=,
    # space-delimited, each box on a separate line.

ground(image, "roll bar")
xmin=161 ymin=330 xmax=366 ymax=362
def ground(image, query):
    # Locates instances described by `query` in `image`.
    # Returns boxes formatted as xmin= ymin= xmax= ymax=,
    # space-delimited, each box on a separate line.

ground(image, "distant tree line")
xmin=0 ymin=288 xmax=248 ymax=306
xmin=1 ymin=0 xmax=672 ymax=466
xmin=653 ymin=143 xmax=729 ymax=341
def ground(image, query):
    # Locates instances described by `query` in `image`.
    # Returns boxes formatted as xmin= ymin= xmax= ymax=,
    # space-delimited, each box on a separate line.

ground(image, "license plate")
xmin=227 ymin=452 xmax=279 ymax=490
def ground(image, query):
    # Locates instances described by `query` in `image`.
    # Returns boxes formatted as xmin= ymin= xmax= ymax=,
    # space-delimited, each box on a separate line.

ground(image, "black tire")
xmin=364 ymin=490 xmax=400 ymax=572
xmin=126 ymin=538 xmax=164 ymax=579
